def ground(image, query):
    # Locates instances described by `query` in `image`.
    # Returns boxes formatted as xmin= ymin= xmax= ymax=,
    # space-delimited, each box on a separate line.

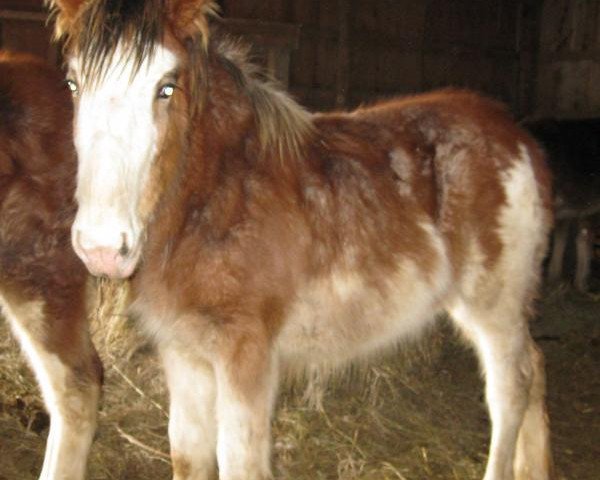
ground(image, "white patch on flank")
xmin=447 ymin=144 xmax=550 ymax=480
xmin=458 ymin=238 xmax=489 ymax=300
xmin=70 ymin=42 xmax=179 ymax=255
xmin=278 ymin=220 xmax=451 ymax=375
xmin=0 ymin=296 xmax=96 ymax=480
xmin=500 ymin=146 xmax=546 ymax=244
xmin=389 ymin=147 xmax=413 ymax=196
xmin=449 ymin=144 xmax=546 ymax=317
xmin=495 ymin=144 xmax=548 ymax=306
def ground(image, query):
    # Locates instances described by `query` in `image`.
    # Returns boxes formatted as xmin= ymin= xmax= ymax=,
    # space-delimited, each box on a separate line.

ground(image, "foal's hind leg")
xmin=513 ymin=341 xmax=554 ymax=480
xmin=1 ymin=293 xmax=101 ymax=480
xmin=448 ymin=299 xmax=552 ymax=480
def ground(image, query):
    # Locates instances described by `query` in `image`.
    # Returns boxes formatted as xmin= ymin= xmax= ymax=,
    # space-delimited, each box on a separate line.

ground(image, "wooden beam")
xmin=334 ymin=0 xmax=350 ymax=107
xmin=0 ymin=9 xmax=47 ymax=22
xmin=224 ymin=19 xmax=300 ymax=50
xmin=539 ymin=49 xmax=600 ymax=64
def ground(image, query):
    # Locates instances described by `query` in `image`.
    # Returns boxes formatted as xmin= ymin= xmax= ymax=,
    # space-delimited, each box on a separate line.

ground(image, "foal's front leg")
xmin=161 ymin=346 xmax=218 ymax=480
xmin=2 ymin=294 xmax=101 ymax=480
xmin=214 ymin=333 xmax=279 ymax=480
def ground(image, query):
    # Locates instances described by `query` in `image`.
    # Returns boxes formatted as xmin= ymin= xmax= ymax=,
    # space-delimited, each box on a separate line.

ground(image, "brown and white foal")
xmin=0 ymin=51 xmax=101 ymax=479
xmin=49 ymin=1 xmax=554 ymax=479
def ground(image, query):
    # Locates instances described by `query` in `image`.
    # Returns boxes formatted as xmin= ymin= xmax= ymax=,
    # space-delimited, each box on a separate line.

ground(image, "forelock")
xmin=72 ymin=0 xmax=166 ymax=83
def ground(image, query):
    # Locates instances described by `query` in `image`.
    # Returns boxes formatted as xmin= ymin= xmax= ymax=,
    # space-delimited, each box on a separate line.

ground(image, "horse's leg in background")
xmin=547 ymin=219 xmax=569 ymax=284
xmin=574 ymin=217 xmax=592 ymax=292
xmin=1 ymin=292 xmax=101 ymax=480
xmin=448 ymin=298 xmax=552 ymax=480
xmin=160 ymin=345 xmax=218 ymax=480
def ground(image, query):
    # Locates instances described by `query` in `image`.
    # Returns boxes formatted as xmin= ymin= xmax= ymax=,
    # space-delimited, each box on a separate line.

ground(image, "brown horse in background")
xmin=49 ymin=1 xmax=554 ymax=479
xmin=0 ymin=51 xmax=101 ymax=479
xmin=524 ymin=118 xmax=600 ymax=292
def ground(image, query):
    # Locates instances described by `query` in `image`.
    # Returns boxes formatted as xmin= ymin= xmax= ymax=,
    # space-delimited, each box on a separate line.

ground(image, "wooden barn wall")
xmin=0 ymin=0 xmax=543 ymax=117
xmin=0 ymin=1 xmax=57 ymax=64
xmin=221 ymin=0 xmax=541 ymax=115
xmin=536 ymin=0 xmax=600 ymax=118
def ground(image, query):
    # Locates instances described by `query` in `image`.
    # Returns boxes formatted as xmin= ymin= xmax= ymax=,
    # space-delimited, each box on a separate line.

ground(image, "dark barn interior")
xmin=2 ymin=0 xmax=600 ymax=117
xmin=0 ymin=1 xmax=598 ymax=479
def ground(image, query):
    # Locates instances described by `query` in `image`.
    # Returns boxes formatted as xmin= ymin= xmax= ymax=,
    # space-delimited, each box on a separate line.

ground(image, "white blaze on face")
xmin=70 ymin=42 xmax=178 ymax=278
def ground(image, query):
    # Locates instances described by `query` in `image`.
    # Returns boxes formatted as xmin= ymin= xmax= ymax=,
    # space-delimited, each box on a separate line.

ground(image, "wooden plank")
xmin=318 ymin=0 xmax=337 ymax=30
xmin=596 ymin=1 xmax=600 ymax=48
xmin=536 ymin=0 xmax=600 ymax=116
xmin=352 ymin=0 xmax=378 ymax=34
xmin=351 ymin=43 xmax=378 ymax=93
xmin=0 ymin=18 xmax=56 ymax=63
xmin=224 ymin=19 xmax=300 ymax=49
xmin=558 ymin=61 xmax=591 ymax=113
xmin=515 ymin=0 xmax=544 ymax=117
xmin=538 ymin=61 xmax=593 ymax=115
xmin=0 ymin=6 xmax=59 ymax=66
xmin=569 ymin=1 xmax=587 ymax=51
xmin=221 ymin=1 xmax=255 ymax=19
xmin=265 ymin=0 xmax=286 ymax=22
xmin=314 ymin=38 xmax=336 ymax=91
xmin=583 ymin=0 xmax=599 ymax=50
xmin=588 ymin=62 xmax=600 ymax=111
xmin=289 ymin=0 xmax=317 ymax=25
xmin=540 ymin=49 xmax=600 ymax=63
xmin=290 ymin=85 xmax=334 ymax=111
xmin=287 ymin=0 xmax=320 ymax=99
xmin=290 ymin=31 xmax=315 ymax=91
xmin=377 ymin=52 xmax=422 ymax=94
xmin=0 ymin=9 xmax=46 ymax=21
xmin=0 ymin=0 xmax=43 ymax=10
xmin=222 ymin=19 xmax=300 ymax=87
xmin=334 ymin=0 xmax=349 ymax=107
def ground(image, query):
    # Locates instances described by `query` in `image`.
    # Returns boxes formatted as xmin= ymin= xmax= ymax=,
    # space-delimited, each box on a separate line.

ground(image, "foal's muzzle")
xmin=72 ymin=229 xmax=140 ymax=279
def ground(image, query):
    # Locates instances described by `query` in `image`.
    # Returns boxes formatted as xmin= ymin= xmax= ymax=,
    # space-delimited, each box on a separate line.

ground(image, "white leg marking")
xmin=215 ymin=357 xmax=278 ymax=480
xmin=161 ymin=347 xmax=218 ymax=480
xmin=449 ymin=302 xmax=532 ymax=480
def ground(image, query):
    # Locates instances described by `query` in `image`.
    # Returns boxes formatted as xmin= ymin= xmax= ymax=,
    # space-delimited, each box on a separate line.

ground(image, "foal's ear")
xmin=45 ymin=0 xmax=86 ymax=39
xmin=167 ymin=0 xmax=220 ymax=47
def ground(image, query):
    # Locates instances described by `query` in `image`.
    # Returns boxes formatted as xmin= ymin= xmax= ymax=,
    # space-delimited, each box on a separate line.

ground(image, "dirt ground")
xmin=0 ymin=280 xmax=598 ymax=480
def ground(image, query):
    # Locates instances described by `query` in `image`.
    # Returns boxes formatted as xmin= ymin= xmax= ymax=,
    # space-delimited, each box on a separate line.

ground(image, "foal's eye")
xmin=66 ymin=79 xmax=78 ymax=94
xmin=157 ymin=83 xmax=176 ymax=100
